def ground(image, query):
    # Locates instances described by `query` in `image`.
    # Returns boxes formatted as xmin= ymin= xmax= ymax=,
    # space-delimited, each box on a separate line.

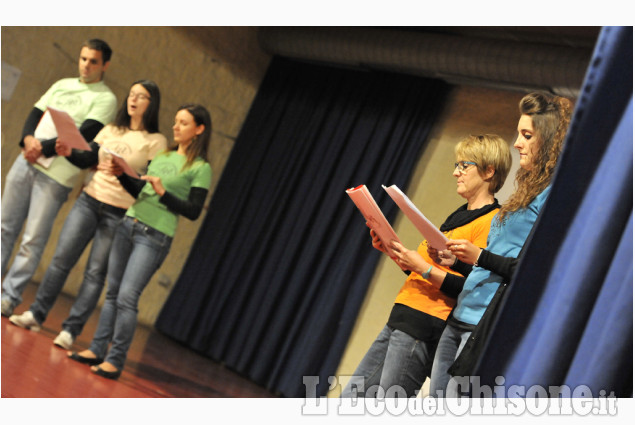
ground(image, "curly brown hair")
xmin=496 ymin=92 xmax=573 ymax=222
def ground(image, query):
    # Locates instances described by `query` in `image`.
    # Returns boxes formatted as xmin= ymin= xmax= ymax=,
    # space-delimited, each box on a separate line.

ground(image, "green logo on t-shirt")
xmin=155 ymin=162 xmax=179 ymax=178
xmin=52 ymin=92 xmax=82 ymax=109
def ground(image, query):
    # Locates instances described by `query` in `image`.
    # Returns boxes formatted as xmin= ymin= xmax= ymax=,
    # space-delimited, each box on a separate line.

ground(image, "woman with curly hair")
xmin=341 ymin=134 xmax=512 ymax=398
xmin=427 ymin=92 xmax=573 ymax=397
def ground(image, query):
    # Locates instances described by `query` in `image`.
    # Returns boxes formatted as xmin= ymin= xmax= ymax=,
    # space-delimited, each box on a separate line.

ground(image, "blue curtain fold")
xmin=564 ymin=210 xmax=632 ymax=396
xmin=155 ymin=57 xmax=449 ymax=397
xmin=474 ymin=26 xmax=633 ymax=397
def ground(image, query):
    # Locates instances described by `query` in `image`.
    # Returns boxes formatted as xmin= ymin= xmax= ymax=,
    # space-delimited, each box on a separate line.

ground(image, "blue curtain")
xmin=155 ymin=57 xmax=449 ymax=397
xmin=475 ymin=26 xmax=633 ymax=397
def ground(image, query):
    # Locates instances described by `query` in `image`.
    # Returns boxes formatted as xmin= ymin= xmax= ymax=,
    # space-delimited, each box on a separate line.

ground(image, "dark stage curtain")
xmin=474 ymin=26 xmax=633 ymax=397
xmin=155 ymin=57 xmax=449 ymax=397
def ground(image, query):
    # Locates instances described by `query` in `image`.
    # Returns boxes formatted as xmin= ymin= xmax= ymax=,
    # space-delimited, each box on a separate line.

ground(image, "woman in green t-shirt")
xmin=67 ymin=104 xmax=213 ymax=379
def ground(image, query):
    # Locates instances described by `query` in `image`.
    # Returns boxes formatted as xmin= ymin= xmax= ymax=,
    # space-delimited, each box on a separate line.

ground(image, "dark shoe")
xmin=91 ymin=365 xmax=121 ymax=380
xmin=67 ymin=351 xmax=103 ymax=366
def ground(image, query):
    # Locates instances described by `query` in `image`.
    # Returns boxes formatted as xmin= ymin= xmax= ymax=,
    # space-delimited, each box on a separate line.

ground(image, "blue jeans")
xmin=429 ymin=323 xmax=471 ymax=397
xmin=1 ymin=155 xmax=72 ymax=306
xmin=89 ymin=216 xmax=172 ymax=370
xmin=340 ymin=325 xmax=435 ymax=398
xmin=29 ymin=191 xmax=126 ymax=336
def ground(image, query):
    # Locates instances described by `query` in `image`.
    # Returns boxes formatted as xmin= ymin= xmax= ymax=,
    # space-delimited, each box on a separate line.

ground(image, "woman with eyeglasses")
xmin=427 ymin=92 xmax=574 ymax=397
xmin=67 ymin=104 xmax=212 ymax=380
xmin=9 ymin=80 xmax=167 ymax=352
xmin=340 ymin=134 xmax=512 ymax=398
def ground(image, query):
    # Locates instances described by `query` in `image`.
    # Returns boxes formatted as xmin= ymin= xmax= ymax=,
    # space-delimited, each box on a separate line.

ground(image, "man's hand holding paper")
xmin=47 ymin=107 xmax=92 ymax=151
xmin=22 ymin=135 xmax=43 ymax=163
xmin=55 ymin=139 xmax=73 ymax=157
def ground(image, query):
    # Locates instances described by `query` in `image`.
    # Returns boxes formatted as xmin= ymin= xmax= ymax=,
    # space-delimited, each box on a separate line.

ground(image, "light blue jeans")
xmin=28 ymin=191 xmax=126 ymax=336
xmin=89 ymin=216 xmax=172 ymax=370
xmin=1 ymin=155 xmax=72 ymax=307
xmin=428 ymin=323 xmax=472 ymax=397
xmin=340 ymin=325 xmax=435 ymax=398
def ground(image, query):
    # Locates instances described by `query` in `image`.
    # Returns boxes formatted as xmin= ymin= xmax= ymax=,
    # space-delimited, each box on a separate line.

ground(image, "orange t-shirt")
xmin=393 ymin=207 xmax=499 ymax=321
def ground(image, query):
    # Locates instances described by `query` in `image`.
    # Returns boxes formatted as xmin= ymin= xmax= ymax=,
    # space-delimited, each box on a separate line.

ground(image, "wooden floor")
xmin=1 ymin=282 xmax=277 ymax=398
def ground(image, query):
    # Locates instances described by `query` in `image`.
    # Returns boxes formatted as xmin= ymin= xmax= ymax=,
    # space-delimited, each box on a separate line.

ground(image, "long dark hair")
xmin=174 ymin=103 xmax=212 ymax=167
xmin=113 ymin=79 xmax=161 ymax=134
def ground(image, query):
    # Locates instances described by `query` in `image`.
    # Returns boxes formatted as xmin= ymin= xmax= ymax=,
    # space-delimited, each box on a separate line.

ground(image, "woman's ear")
xmin=484 ymin=165 xmax=495 ymax=180
xmin=195 ymin=124 xmax=205 ymax=136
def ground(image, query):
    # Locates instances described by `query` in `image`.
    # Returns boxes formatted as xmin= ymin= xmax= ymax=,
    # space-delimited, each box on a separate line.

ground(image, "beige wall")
xmin=1 ymin=26 xmax=271 ymax=325
xmin=330 ymin=85 xmax=525 ymax=397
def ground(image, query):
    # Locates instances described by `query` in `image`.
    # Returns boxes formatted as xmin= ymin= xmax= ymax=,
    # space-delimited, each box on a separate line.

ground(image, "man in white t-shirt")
xmin=1 ymin=39 xmax=117 ymax=317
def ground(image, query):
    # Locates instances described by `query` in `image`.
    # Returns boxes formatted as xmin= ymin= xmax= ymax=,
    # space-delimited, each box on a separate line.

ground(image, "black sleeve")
xmin=477 ymin=249 xmax=518 ymax=282
xmin=117 ymin=174 xmax=146 ymax=198
xmin=439 ymin=273 xmax=467 ymax=299
xmin=78 ymin=119 xmax=105 ymax=143
xmin=64 ymin=141 xmax=100 ymax=168
xmin=438 ymin=250 xmax=519 ymax=300
xmin=160 ymin=187 xmax=208 ymax=220
xmin=19 ymin=108 xmax=44 ymax=147
xmin=20 ymin=108 xmax=105 ymax=159
xmin=40 ymin=138 xmax=58 ymax=157
xmin=451 ymin=259 xmax=473 ymax=277
xmin=437 ymin=258 xmax=473 ymax=298
xmin=53 ymin=119 xmax=104 ymax=159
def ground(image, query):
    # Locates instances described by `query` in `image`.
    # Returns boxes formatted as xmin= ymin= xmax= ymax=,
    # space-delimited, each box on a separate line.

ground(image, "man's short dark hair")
xmin=81 ymin=39 xmax=112 ymax=63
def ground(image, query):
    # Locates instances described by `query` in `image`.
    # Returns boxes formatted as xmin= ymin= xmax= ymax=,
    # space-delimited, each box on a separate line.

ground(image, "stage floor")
xmin=1 ymin=282 xmax=276 ymax=398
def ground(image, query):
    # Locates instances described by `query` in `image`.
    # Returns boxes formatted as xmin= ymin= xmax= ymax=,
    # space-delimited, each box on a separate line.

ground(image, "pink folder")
xmin=47 ymin=107 xmax=92 ymax=151
xmin=346 ymin=185 xmax=402 ymax=260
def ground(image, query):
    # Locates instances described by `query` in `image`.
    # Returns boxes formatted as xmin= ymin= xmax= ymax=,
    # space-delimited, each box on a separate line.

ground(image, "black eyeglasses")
xmin=454 ymin=161 xmax=477 ymax=174
xmin=128 ymin=92 xmax=151 ymax=101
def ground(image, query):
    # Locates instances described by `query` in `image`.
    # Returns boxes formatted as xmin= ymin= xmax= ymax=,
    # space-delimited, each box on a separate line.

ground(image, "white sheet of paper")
xmin=47 ymin=106 xmax=91 ymax=151
xmin=383 ymin=184 xmax=448 ymax=251
xmin=34 ymin=110 xmax=57 ymax=140
xmin=32 ymin=110 xmax=56 ymax=168
xmin=35 ymin=155 xmax=55 ymax=168
xmin=346 ymin=185 xmax=402 ymax=260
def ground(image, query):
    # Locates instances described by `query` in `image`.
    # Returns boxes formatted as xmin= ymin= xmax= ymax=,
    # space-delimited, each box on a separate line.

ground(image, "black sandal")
xmin=91 ymin=365 xmax=121 ymax=380
xmin=67 ymin=351 xmax=103 ymax=366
